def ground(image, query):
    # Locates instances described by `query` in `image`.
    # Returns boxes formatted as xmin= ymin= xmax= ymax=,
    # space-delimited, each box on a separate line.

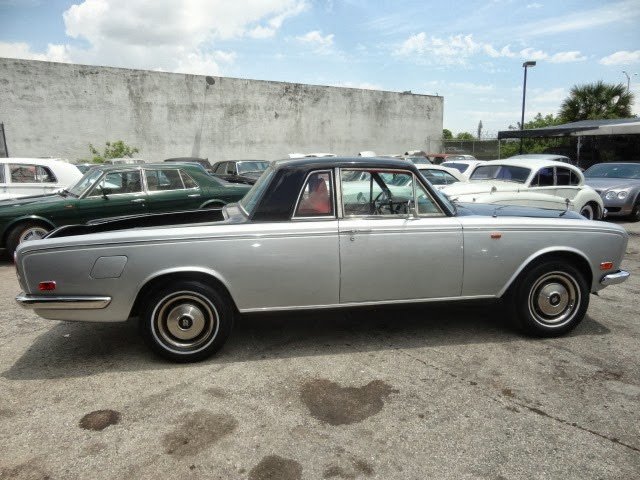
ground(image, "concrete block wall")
xmin=0 ymin=58 xmax=443 ymax=161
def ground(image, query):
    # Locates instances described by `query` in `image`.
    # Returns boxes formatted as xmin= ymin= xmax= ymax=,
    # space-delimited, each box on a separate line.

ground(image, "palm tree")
xmin=559 ymin=81 xmax=634 ymax=122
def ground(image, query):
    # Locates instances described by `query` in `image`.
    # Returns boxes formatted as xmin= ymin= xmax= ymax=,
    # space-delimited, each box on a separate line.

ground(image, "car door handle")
xmin=131 ymin=198 xmax=145 ymax=203
xmin=347 ymin=229 xmax=372 ymax=234
xmin=188 ymin=194 xmax=201 ymax=198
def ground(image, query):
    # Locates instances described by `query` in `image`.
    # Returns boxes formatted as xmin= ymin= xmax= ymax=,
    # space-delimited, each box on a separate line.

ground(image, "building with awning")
xmin=498 ymin=118 xmax=640 ymax=167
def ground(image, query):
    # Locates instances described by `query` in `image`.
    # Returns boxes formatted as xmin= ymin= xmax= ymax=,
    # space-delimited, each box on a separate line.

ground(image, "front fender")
xmin=1 ymin=215 xmax=57 ymax=246
xmin=498 ymin=246 xmax=593 ymax=297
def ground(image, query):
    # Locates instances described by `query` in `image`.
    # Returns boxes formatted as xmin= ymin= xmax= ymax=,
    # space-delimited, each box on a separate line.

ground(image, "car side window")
xmin=0 ymin=164 xmax=5 ymax=183
xmin=180 ymin=170 xmax=199 ymax=189
xmin=294 ymin=171 xmax=335 ymax=218
xmin=214 ymin=162 xmax=226 ymax=174
xmin=421 ymin=169 xmax=459 ymax=186
xmin=89 ymin=170 xmax=141 ymax=196
xmin=226 ymin=163 xmax=236 ymax=175
xmin=9 ymin=164 xmax=57 ymax=183
xmin=341 ymin=169 xmax=441 ymax=217
xmin=531 ymin=167 xmax=554 ymax=187
xmin=555 ymin=167 xmax=576 ymax=186
xmin=145 ymin=169 xmax=184 ymax=191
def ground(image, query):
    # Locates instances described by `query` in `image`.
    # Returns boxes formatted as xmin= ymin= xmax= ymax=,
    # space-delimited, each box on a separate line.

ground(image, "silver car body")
xmin=583 ymin=162 xmax=640 ymax=218
xmin=15 ymin=159 xmax=628 ymax=326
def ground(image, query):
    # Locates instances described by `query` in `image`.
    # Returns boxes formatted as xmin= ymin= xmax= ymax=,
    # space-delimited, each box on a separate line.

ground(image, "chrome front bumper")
xmin=600 ymin=270 xmax=630 ymax=286
xmin=16 ymin=293 xmax=112 ymax=310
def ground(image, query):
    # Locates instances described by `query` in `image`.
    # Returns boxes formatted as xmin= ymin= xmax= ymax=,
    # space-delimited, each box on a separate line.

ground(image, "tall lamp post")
xmin=520 ymin=60 xmax=536 ymax=154
xmin=622 ymin=71 xmax=637 ymax=92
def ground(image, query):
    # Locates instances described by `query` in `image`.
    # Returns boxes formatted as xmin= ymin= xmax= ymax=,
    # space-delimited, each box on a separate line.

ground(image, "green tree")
xmin=88 ymin=140 xmax=140 ymax=163
xmin=559 ymin=81 xmax=634 ymax=122
xmin=442 ymin=128 xmax=453 ymax=139
xmin=501 ymin=113 xmax=563 ymax=158
xmin=455 ymin=132 xmax=475 ymax=140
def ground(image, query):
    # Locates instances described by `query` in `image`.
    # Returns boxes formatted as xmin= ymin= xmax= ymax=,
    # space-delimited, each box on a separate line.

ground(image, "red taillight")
xmin=39 ymin=281 xmax=57 ymax=291
xmin=600 ymin=262 xmax=614 ymax=271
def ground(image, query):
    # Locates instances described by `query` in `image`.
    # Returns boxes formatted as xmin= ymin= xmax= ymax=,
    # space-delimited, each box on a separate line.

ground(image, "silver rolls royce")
xmin=15 ymin=157 xmax=630 ymax=362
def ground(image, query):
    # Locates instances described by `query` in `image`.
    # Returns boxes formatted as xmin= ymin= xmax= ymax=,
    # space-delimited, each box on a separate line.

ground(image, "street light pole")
xmin=520 ymin=60 xmax=536 ymax=154
xmin=623 ymin=71 xmax=630 ymax=91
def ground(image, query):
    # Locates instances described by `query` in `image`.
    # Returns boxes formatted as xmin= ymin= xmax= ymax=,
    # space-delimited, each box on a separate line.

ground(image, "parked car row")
xmin=0 ymin=163 xmax=249 ymax=256
xmin=14 ymin=156 xmax=630 ymax=362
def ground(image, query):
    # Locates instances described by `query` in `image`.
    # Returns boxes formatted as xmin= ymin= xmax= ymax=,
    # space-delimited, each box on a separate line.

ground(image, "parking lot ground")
xmin=0 ymin=221 xmax=639 ymax=480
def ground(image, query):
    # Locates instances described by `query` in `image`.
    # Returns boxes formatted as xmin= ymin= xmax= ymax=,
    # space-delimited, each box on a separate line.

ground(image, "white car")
xmin=441 ymin=159 xmax=604 ymax=219
xmin=288 ymin=153 xmax=337 ymax=159
xmin=0 ymin=158 xmax=83 ymax=200
xmin=501 ymin=154 xmax=575 ymax=166
xmin=415 ymin=164 xmax=465 ymax=189
xmin=442 ymin=160 xmax=485 ymax=179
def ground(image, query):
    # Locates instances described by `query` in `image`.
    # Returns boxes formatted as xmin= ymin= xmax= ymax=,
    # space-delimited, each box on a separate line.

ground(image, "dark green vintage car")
xmin=0 ymin=163 xmax=250 ymax=256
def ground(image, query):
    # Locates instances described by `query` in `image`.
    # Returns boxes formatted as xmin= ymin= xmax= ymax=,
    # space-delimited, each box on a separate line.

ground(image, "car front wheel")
xmin=6 ymin=222 xmax=51 ymax=257
xmin=141 ymin=280 xmax=234 ymax=362
xmin=629 ymin=201 xmax=640 ymax=222
xmin=510 ymin=260 xmax=589 ymax=337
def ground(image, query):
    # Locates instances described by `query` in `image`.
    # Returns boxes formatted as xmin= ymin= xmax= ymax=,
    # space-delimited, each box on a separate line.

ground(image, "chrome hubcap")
xmin=528 ymin=272 xmax=580 ymax=326
xmin=154 ymin=293 xmax=218 ymax=350
xmin=19 ymin=226 xmax=49 ymax=243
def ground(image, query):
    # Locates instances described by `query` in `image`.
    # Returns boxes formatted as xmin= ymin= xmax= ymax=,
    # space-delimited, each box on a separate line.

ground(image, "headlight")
xmin=605 ymin=191 xmax=617 ymax=200
xmin=618 ymin=191 xmax=628 ymax=200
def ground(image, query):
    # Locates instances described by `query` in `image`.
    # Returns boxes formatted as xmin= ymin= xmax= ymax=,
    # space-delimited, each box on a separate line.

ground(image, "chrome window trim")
xmin=291 ymin=169 xmax=337 ymax=220
xmin=338 ymin=167 xmax=444 ymax=219
xmin=142 ymin=168 xmax=199 ymax=194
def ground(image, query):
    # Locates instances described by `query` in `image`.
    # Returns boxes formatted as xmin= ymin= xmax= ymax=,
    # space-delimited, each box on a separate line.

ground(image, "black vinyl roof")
xmin=274 ymin=156 xmax=413 ymax=170
xmin=498 ymin=118 xmax=639 ymax=139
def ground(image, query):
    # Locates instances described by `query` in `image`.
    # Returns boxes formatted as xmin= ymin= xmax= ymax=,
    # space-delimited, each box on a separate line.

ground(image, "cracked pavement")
xmin=0 ymin=220 xmax=639 ymax=479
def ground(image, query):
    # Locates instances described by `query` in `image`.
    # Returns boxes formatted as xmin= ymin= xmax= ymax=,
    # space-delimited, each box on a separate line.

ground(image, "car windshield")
xmin=237 ymin=161 xmax=270 ymax=174
xmin=239 ymin=165 xmax=275 ymax=215
xmin=584 ymin=163 xmax=640 ymax=179
xmin=470 ymin=165 xmax=530 ymax=183
xmin=442 ymin=162 xmax=469 ymax=173
xmin=67 ymin=168 xmax=103 ymax=196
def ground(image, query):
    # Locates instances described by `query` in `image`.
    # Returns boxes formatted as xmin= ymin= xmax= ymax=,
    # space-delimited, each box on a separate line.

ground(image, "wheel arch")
xmin=499 ymin=247 xmax=594 ymax=297
xmin=129 ymin=267 xmax=237 ymax=319
xmin=2 ymin=215 xmax=57 ymax=246
xmin=199 ymin=198 xmax=226 ymax=209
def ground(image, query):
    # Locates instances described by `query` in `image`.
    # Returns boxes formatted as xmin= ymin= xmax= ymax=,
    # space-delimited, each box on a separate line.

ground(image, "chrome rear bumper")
xmin=600 ymin=270 xmax=630 ymax=286
xmin=16 ymin=293 xmax=111 ymax=310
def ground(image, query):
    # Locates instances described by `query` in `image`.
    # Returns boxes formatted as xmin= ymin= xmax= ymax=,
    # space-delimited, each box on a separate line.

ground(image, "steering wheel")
xmin=373 ymin=190 xmax=392 ymax=214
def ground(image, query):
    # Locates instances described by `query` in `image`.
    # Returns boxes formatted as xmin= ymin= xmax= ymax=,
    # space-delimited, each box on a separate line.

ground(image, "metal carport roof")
xmin=498 ymin=118 xmax=640 ymax=139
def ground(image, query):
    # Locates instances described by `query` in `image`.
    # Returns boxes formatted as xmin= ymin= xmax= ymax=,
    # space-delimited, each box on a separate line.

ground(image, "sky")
xmin=0 ymin=0 xmax=639 ymax=137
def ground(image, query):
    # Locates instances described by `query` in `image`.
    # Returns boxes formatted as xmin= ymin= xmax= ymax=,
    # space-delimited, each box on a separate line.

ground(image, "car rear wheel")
xmin=141 ymin=280 xmax=234 ymax=362
xmin=509 ymin=260 xmax=589 ymax=337
xmin=6 ymin=222 xmax=51 ymax=257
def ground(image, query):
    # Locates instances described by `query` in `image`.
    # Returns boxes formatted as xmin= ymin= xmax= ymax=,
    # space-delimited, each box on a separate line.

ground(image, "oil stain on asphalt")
xmin=249 ymin=455 xmax=302 ymax=480
xmin=163 ymin=410 xmax=237 ymax=457
xmin=300 ymin=379 xmax=397 ymax=426
xmin=79 ymin=409 xmax=121 ymax=431
xmin=323 ymin=458 xmax=374 ymax=478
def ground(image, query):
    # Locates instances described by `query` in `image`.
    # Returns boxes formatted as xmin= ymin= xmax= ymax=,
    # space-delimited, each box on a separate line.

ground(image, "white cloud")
xmin=519 ymin=47 xmax=548 ymax=61
xmin=526 ymin=2 xmax=543 ymax=8
xmin=8 ymin=0 xmax=309 ymax=74
xmin=395 ymin=33 xmax=515 ymax=65
xmin=0 ymin=42 xmax=71 ymax=63
xmin=448 ymin=82 xmax=495 ymax=93
xmin=599 ymin=50 xmax=640 ymax=65
xmin=549 ymin=51 xmax=586 ymax=63
xmin=530 ymin=87 xmax=566 ymax=104
xmin=296 ymin=30 xmax=335 ymax=54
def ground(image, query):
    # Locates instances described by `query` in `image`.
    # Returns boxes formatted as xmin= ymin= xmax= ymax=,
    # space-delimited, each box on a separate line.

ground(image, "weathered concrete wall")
xmin=0 ymin=58 xmax=443 ymax=161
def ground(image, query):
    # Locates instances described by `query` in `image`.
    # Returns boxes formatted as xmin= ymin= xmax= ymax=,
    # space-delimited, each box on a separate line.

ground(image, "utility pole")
xmin=520 ymin=61 xmax=536 ymax=154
